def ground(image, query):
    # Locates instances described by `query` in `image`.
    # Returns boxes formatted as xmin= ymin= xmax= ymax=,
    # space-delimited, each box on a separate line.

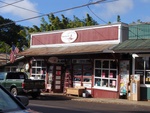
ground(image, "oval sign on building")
xmin=61 ymin=30 xmax=77 ymax=43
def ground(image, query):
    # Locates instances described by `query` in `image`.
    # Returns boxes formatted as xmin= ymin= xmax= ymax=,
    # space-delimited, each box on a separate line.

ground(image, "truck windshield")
xmin=0 ymin=73 xmax=5 ymax=80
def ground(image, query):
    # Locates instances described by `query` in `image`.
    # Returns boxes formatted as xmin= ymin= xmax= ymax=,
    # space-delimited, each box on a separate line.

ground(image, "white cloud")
xmin=97 ymin=0 xmax=134 ymax=20
xmin=0 ymin=0 xmax=40 ymax=25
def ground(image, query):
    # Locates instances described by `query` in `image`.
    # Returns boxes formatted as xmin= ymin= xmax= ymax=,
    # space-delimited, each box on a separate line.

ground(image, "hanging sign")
xmin=61 ymin=30 xmax=77 ymax=43
xmin=48 ymin=57 xmax=58 ymax=63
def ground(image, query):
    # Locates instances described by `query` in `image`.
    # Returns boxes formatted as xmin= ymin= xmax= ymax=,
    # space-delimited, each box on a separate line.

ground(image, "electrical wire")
xmin=0 ymin=0 xmax=24 ymax=8
xmin=87 ymin=0 xmax=119 ymax=24
xmin=0 ymin=0 xmax=43 ymax=14
xmin=0 ymin=0 xmax=106 ymax=27
xmin=87 ymin=5 xmax=107 ymax=24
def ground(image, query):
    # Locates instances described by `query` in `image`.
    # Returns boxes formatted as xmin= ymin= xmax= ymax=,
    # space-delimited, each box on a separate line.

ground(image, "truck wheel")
xmin=31 ymin=92 xmax=40 ymax=99
xmin=11 ymin=87 xmax=18 ymax=96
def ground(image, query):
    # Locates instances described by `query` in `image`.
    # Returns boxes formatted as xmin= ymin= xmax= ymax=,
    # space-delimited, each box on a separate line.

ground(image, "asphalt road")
xmin=27 ymin=95 xmax=150 ymax=113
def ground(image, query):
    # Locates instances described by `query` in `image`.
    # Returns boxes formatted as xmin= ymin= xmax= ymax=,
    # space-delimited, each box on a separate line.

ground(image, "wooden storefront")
xmin=17 ymin=22 xmax=129 ymax=98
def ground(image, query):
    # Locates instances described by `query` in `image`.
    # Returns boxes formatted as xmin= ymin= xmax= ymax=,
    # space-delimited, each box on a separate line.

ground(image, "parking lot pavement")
xmin=41 ymin=93 xmax=150 ymax=107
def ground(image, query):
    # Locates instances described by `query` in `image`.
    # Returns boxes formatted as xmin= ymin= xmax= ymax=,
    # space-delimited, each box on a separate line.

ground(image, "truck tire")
xmin=31 ymin=92 xmax=40 ymax=99
xmin=11 ymin=87 xmax=18 ymax=96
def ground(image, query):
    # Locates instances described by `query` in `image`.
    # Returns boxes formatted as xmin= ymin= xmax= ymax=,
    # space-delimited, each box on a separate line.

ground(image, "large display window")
xmin=31 ymin=59 xmax=46 ymax=80
xmin=72 ymin=59 xmax=92 ymax=88
xmin=94 ymin=59 xmax=118 ymax=90
xmin=134 ymin=56 xmax=150 ymax=84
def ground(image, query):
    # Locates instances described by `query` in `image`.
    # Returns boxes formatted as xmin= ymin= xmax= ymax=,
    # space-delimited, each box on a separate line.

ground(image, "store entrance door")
xmin=52 ymin=65 xmax=64 ymax=93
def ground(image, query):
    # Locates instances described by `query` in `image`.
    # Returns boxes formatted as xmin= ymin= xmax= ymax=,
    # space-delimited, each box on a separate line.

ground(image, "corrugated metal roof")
xmin=113 ymin=39 xmax=150 ymax=53
xmin=0 ymin=53 xmax=9 ymax=65
xmin=18 ymin=44 xmax=117 ymax=56
xmin=129 ymin=24 xmax=150 ymax=39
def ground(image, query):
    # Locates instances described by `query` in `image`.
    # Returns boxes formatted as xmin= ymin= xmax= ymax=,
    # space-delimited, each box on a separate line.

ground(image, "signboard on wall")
xmin=48 ymin=57 xmax=58 ymax=63
xmin=61 ymin=30 xmax=77 ymax=43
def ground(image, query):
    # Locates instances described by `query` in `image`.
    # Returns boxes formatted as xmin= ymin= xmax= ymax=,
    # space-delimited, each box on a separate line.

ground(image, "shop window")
xmin=145 ymin=71 xmax=150 ymax=84
xmin=135 ymin=57 xmax=150 ymax=84
xmin=95 ymin=60 xmax=101 ymax=68
xmin=72 ymin=59 xmax=93 ymax=87
xmin=102 ymin=61 xmax=109 ymax=68
xmin=135 ymin=57 xmax=144 ymax=70
xmin=95 ymin=69 xmax=101 ymax=77
xmin=102 ymin=70 xmax=109 ymax=78
xmin=83 ymin=71 xmax=92 ymax=76
xmin=31 ymin=59 xmax=46 ymax=80
xmin=95 ymin=78 xmax=101 ymax=86
xmin=110 ymin=61 xmax=117 ymax=69
xmin=110 ymin=70 xmax=116 ymax=78
xmin=94 ymin=59 xmax=118 ymax=90
xmin=83 ymin=65 xmax=92 ymax=76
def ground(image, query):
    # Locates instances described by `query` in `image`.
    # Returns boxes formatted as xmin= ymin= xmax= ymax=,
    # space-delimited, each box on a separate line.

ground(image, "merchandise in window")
xmin=94 ymin=59 xmax=118 ymax=90
xmin=31 ymin=60 xmax=46 ymax=80
xmin=73 ymin=60 xmax=93 ymax=87
xmin=135 ymin=57 xmax=150 ymax=84
xmin=145 ymin=71 xmax=150 ymax=84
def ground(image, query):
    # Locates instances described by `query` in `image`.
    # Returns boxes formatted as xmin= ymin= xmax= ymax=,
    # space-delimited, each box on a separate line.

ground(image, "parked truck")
xmin=0 ymin=71 xmax=45 ymax=98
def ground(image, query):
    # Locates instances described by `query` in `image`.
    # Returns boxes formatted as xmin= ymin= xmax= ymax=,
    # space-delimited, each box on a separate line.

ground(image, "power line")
xmin=87 ymin=0 xmax=118 ymax=24
xmin=0 ymin=0 xmax=106 ymax=27
xmin=0 ymin=0 xmax=43 ymax=14
xmin=87 ymin=5 xmax=107 ymax=24
xmin=0 ymin=0 xmax=24 ymax=8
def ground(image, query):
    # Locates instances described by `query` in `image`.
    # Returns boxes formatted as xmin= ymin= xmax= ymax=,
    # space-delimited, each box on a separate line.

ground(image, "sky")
xmin=0 ymin=0 xmax=150 ymax=27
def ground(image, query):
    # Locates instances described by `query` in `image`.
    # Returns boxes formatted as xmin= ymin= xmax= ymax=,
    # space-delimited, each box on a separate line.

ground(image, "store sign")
xmin=48 ymin=57 xmax=58 ymax=63
xmin=61 ymin=30 xmax=77 ymax=43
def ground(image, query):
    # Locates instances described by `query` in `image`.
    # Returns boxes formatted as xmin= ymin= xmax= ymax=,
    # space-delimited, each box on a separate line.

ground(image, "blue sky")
xmin=0 ymin=0 xmax=150 ymax=27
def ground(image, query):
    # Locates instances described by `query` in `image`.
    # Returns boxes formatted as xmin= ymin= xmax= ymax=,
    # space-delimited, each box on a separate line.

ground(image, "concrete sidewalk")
xmin=41 ymin=93 xmax=150 ymax=107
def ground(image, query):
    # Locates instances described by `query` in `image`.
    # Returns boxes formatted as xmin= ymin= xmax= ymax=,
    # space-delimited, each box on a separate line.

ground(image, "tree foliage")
xmin=0 ymin=13 xmax=98 ymax=53
xmin=0 ymin=16 xmax=29 ymax=53
xmin=27 ymin=13 xmax=98 ymax=33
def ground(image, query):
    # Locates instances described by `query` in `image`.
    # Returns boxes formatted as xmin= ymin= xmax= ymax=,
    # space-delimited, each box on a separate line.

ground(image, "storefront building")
xmin=16 ymin=22 xmax=129 ymax=98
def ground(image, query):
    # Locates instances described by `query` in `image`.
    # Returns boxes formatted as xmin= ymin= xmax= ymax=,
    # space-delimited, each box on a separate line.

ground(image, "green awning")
xmin=113 ymin=39 xmax=150 ymax=53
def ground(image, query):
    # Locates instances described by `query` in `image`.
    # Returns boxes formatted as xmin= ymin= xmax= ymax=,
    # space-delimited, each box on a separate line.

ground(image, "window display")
xmin=145 ymin=71 xmax=150 ymax=84
xmin=73 ymin=60 xmax=92 ymax=88
xmin=135 ymin=57 xmax=150 ymax=84
xmin=94 ymin=60 xmax=118 ymax=89
xmin=31 ymin=59 xmax=46 ymax=80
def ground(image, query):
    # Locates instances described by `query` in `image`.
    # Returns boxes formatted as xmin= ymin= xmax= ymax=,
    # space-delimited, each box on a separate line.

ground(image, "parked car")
xmin=0 ymin=72 xmax=45 ymax=98
xmin=0 ymin=84 xmax=39 ymax=113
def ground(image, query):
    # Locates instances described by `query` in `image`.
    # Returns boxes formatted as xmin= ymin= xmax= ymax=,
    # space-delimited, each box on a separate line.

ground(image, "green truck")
xmin=0 ymin=71 xmax=45 ymax=98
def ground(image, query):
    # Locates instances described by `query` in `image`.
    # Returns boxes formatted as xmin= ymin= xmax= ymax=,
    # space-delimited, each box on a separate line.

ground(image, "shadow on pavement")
xmin=29 ymin=93 xmax=82 ymax=101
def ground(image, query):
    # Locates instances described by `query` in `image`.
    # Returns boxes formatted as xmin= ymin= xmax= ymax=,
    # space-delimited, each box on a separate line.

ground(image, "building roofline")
xmin=30 ymin=22 xmax=128 ymax=36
